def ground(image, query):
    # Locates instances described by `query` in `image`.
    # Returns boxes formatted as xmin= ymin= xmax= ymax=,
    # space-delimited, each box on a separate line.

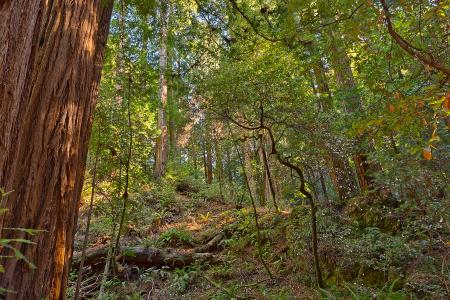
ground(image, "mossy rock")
xmin=359 ymin=267 xmax=386 ymax=286
xmin=324 ymin=263 xmax=361 ymax=286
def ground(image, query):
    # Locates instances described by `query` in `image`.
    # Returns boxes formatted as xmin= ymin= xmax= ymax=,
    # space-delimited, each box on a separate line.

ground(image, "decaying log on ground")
xmin=72 ymin=246 xmax=215 ymax=270
xmin=194 ymin=233 xmax=225 ymax=253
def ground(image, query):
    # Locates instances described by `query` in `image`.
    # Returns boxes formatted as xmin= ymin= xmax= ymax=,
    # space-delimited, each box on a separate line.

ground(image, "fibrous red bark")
xmin=154 ymin=0 xmax=169 ymax=178
xmin=0 ymin=1 xmax=113 ymax=299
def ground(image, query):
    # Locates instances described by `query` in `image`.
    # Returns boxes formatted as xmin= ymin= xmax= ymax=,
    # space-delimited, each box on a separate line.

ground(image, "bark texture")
xmin=327 ymin=34 xmax=377 ymax=193
xmin=154 ymin=0 xmax=169 ymax=178
xmin=0 ymin=1 xmax=113 ymax=299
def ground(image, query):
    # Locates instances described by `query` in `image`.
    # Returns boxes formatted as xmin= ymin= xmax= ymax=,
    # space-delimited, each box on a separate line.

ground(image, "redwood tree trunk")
xmin=310 ymin=59 xmax=358 ymax=200
xmin=0 ymin=1 xmax=113 ymax=299
xmin=205 ymin=136 xmax=214 ymax=185
xmin=153 ymin=0 xmax=169 ymax=178
xmin=327 ymin=32 xmax=376 ymax=192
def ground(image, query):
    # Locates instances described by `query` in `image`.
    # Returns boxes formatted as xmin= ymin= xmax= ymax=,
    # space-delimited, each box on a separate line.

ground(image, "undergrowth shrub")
xmin=191 ymin=182 xmax=223 ymax=202
xmin=157 ymin=227 xmax=193 ymax=247
xmin=285 ymin=198 xmax=448 ymax=298
xmin=170 ymin=266 xmax=199 ymax=293
xmin=138 ymin=181 xmax=177 ymax=208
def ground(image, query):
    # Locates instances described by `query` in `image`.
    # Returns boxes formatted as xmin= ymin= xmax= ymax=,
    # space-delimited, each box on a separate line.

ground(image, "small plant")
xmin=192 ymin=183 xmax=222 ymax=201
xmin=141 ymin=237 xmax=158 ymax=248
xmin=209 ymin=281 xmax=240 ymax=300
xmin=199 ymin=212 xmax=212 ymax=223
xmin=141 ymin=181 xmax=177 ymax=208
xmin=259 ymin=287 xmax=294 ymax=300
xmin=0 ymin=188 xmax=38 ymax=296
xmin=209 ymin=262 xmax=233 ymax=279
xmin=157 ymin=227 xmax=193 ymax=247
xmin=171 ymin=266 xmax=198 ymax=293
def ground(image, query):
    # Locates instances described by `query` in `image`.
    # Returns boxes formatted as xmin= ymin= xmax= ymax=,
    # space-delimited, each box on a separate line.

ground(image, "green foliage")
xmin=209 ymin=283 xmax=241 ymax=300
xmin=191 ymin=182 xmax=222 ymax=202
xmin=257 ymin=287 xmax=294 ymax=300
xmin=170 ymin=266 xmax=199 ymax=293
xmin=157 ymin=227 xmax=193 ymax=247
xmin=139 ymin=181 xmax=177 ymax=208
xmin=320 ymin=280 xmax=409 ymax=300
xmin=208 ymin=253 xmax=236 ymax=279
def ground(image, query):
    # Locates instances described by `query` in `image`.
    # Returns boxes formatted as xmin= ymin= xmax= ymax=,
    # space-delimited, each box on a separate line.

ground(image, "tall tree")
xmin=204 ymin=121 xmax=214 ymax=185
xmin=0 ymin=0 xmax=113 ymax=299
xmin=327 ymin=31 xmax=376 ymax=192
xmin=154 ymin=0 xmax=170 ymax=178
xmin=310 ymin=57 xmax=358 ymax=200
xmin=242 ymin=139 xmax=257 ymax=203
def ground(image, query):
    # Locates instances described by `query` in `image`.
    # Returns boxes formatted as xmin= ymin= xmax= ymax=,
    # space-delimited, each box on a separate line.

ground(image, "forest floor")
xmin=71 ymin=191 xmax=319 ymax=299
xmin=70 ymin=185 xmax=449 ymax=300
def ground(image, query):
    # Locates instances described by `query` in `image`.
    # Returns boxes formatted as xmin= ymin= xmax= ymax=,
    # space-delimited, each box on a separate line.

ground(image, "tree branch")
xmin=228 ymin=0 xmax=281 ymax=42
xmin=379 ymin=0 xmax=450 ymax=76
xmin=319 ymin=2 xmax=365 ymax=28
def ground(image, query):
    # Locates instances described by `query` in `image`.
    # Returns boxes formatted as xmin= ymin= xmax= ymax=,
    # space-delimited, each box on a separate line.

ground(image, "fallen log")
xmin=71 ymin=245 xmax=215 ymax=270
xmin=194 ymin=232 xmax=225 ymax=253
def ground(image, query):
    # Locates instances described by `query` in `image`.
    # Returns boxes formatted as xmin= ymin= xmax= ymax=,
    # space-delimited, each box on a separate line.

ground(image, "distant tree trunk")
xmin=258 ymin=146 xmax=270 ymax=205
xmin=214 ymin=141 xmax=224 ymax=201
xmin=224 ymin=146 xmax=236 ymax=200
xmin=169 ymin=111 xmax=177 ymax=149
xmin=154 ymin=0 xmax=169 ymax=178
xmin=190 ymin=143 xmax=198 ymax=178
xmin=242 ymin=140 xmax=257 ymax=202
xmin=311 ymin=59 xmax=358 ymax=200
xmin=168 ymin=83 xmax=177 ymax=151
xmin=202 ymin=141 xmax=208 ymax=182
xmin=327 ymin=32 xmax=376 ymax=192
xmin=311 ymin=59 xmax=332 ymax=112
xmin=327 ymin=31 xmax=361 ymax=112
xmin=74 ymin=129 xmax=101 ymax=300
xmin=319 ymin=170 xmax=329 ymax=200
xmin=259 ymin=135 xmax=279 ymax=211
xmin=0 ymin=1 xmax=113 ymax=299
xmin=325 ymin=153 xmax=357 ymax=200
xmin=205 ymin=136 xmax=213 ymax=185
xmin=225 ymin=146 xmax=234 ymax=184
xmin=255 ymin=147 xmax=266 ymax=207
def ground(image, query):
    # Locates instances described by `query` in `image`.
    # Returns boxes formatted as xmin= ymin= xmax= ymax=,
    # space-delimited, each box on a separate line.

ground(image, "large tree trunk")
xmin=0 ymin=1 xmax=113 ymax=299
xmin=153 ymin=0 xmax=169 ymax=178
